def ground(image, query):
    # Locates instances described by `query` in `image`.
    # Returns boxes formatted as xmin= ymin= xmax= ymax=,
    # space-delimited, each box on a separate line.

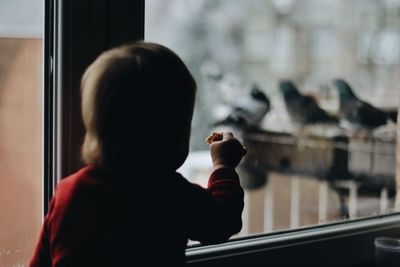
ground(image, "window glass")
xmin=146 ymin=0 xmax=399 ymax=238
xmin=0 ymin=0 xmax=43 ymax=265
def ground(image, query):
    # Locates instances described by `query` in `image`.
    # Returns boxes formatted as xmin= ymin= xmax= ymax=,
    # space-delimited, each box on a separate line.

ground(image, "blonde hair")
xmin=80 ymin=42 xmax=196 ymax=170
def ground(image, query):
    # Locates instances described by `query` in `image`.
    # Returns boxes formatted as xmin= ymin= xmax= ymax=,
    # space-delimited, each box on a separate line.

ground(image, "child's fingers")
xmin=222 ymin=132 xmax=234 ymax=140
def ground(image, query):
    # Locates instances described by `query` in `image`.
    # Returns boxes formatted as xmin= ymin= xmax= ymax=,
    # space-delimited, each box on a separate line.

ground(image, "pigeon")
xmin=213 ymin=83 xmax=271 ymax=130
xmin=332 ymin=79 xmax=388 ymax=132
xmin=386 ymin=110 xmax=397 ymax=123
xmin=279 ymin=80 xmax=338 ymax=126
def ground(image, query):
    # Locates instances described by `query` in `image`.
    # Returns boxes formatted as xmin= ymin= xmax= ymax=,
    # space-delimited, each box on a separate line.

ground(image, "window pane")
xmin=0 ymin=1 xmax=43 ymax=266
xmin=146 ymin=0 xmax=400 ymax=240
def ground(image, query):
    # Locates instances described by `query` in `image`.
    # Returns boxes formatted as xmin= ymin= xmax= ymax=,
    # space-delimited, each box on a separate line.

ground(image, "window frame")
xmin=55 ymin=0 xmax=144 ymax=180
xmin=48 ymin=1 xmax=400 ymax=266
xmin=45 ymin=0 xmax=144 ymax=212
xmin=186 ymin=214 xmax=400 ymax=267
xmin=44 ymin=0 xmax=55 ymax=215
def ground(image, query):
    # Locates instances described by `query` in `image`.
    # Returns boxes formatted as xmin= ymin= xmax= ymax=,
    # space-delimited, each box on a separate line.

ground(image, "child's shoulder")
xmin=56 ymin=166 xmax=97 ymax=196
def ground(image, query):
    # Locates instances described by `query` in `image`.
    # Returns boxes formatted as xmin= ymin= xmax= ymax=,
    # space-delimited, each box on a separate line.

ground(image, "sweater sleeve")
xmin=186 ymin=165 xmax=244 ymax=245
xmin=29 ymin=197 xmax=55 ymax=267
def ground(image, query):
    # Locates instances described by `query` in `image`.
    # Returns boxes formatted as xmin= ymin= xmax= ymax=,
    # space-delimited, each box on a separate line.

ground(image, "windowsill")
xmin=187 ymin=212 xmax=400 ymax=266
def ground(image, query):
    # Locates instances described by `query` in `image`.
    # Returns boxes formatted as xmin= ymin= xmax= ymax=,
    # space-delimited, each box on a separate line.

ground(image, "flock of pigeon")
xmin=214 ymin=78 xmax=396 ymax=139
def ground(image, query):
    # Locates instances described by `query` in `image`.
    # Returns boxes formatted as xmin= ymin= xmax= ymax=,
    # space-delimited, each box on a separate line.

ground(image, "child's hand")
xmin=209 ymin=132 xmax=247 ymax=169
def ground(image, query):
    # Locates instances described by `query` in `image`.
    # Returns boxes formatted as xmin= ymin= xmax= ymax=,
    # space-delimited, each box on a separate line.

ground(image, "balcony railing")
xmin=180 ymin=129 xmax=396 ymax=237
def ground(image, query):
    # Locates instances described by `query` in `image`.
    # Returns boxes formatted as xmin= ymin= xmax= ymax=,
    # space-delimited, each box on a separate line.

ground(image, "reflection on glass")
xmin=146 ymin=0 xmax=399 ymax=238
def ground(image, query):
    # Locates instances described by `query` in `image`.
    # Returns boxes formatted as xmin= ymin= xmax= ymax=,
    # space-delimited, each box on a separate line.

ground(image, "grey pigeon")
xmin=279 ymin=80 xmax=338 ymax=126
xmin=332 ymin=79 xmax=388 ymax=131
xmin=213 ymin=84 xmax=270 ymax=129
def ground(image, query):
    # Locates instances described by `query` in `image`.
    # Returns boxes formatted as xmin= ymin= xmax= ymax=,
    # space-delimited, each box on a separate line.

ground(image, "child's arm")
xmin=186 ymin=132 xmax=246 ymax=244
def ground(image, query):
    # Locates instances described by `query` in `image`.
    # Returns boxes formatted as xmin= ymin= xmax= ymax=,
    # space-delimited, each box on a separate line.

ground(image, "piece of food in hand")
xmin=206 ymin=132 xmax=223 ymax=144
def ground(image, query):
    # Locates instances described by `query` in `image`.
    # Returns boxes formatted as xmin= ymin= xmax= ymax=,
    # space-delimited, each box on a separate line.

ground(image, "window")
xmin=0 ymin=0 xmax=44 ymax=265
xmin=32 ymin=0 xmax=400 ymax=266
xmin=146 ymin=0 xmax=400 ymax=241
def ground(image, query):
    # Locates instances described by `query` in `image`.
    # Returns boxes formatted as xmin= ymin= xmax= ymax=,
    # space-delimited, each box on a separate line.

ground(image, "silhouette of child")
xmin=30 ymin=42 xmax=246 ymax=267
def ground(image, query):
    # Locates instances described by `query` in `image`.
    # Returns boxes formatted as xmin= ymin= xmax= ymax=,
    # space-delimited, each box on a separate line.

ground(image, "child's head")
xmin=81 ymin=42 xmax=196 ymax=172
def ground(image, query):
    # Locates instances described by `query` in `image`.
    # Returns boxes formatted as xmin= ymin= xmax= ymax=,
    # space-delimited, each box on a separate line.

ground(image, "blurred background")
xmin=146 ymin=0 xmax=400 ymax=237
xmin=0 ymin=0 xmax=43 ymax=265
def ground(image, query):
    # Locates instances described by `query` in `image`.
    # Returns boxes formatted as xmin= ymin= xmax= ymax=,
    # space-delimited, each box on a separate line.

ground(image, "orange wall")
xmin=0 ymin=38 xmax=42 ymax=266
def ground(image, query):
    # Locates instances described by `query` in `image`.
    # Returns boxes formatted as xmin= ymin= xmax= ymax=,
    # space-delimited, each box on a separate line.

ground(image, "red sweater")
xmin=29 ymin=166 xmax=244 ymax=267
